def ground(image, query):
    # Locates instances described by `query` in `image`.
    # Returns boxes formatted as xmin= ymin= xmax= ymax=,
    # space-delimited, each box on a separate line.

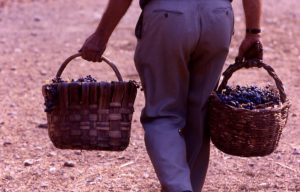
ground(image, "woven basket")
xmin=208 ymin=58 xmax=291 ymax=157
xmin=42 ymin=53 xmax=138 ymax=151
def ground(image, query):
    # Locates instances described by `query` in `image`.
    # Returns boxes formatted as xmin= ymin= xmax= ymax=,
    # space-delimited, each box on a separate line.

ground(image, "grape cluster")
xmin=44 ymin=75 xmax=97 ymax=112
xmin=44 ymin=77 xmax=67 ymax=112
xmin=72 ymin=75 xmax=97 ymax=83
xmin=52 ymin=77 xmax=65 ymax=83
xmin=217 ymin=85 xmax=280 ymax=110
xmin=44 ymin=84 xmax=58 ymax=112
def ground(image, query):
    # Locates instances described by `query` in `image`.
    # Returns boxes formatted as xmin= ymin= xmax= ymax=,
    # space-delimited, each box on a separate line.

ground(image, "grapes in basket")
xmin=217 ymin=85 xmax=280 ymax=110
xmin=43 ymin=75 xmax=98 ymax=112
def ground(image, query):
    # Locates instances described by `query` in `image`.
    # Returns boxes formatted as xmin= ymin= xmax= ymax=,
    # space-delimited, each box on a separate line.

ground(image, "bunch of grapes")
xmin=52 ymin=77 xmax=65 ymax=83
xmin=217 ymin=85 xmax=280 ymax=110
xmin=44 ymin=84 xmax=59 ymax=112
xmin=44 ymin=75 xmax=97 ymax=112
xmin=72 ymin=75 xmax=97 ymax=83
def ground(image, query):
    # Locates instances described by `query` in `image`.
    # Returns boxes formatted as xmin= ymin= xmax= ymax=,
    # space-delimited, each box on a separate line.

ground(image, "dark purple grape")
xmin=74 ymin=75 xmax=97 ymax=83
xmin=44 ymin=75 xmax=98 ymax=112
xmin=217 ymin=85 xmax=280 ymax=110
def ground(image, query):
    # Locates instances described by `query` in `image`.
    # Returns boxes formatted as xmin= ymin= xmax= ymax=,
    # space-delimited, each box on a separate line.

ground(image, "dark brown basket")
xmin=208 ymin=58 xmax=291 ymax=157
xmin=42 ymin=53 xmax=138 ymax=151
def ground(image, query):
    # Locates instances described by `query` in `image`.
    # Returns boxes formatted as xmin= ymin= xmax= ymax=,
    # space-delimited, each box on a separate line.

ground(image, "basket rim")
xmin=210 ymin=91 xmax=291 ymax=113
xmin=42 ymin=80 xmax=133 ymax=86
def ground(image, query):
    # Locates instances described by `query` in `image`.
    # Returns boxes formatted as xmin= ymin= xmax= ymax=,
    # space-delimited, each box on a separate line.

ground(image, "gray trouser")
xmin=134 ymin=0 xmax=234 ymax=191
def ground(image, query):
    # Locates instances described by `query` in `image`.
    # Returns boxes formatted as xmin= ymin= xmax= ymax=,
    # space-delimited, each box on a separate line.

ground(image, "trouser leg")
xmin=134 ymin=2 xmax=197 ymax=191
xmin=134 ymin=0 xmax=234 ymax=191
xmin=184 ymin=1 xmax=234 ymax=191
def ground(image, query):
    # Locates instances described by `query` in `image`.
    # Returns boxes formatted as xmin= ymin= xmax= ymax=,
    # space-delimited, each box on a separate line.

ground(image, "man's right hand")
xmin=79 ymin=33 xmax=107 ymax=62
xmin=238 ymin=34 xmax=262 ymax=60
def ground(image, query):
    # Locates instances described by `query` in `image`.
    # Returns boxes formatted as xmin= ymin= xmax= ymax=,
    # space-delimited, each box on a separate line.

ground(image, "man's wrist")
xmin=246 ymin=28 xmax=261 ymax=34
xmin=245 ymin=33 xmax=261 ymax=39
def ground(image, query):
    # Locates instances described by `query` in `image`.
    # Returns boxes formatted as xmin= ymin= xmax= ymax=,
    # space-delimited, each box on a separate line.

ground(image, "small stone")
xmin=37 ymin=123 xmax=48 ymax=129
xmin=259 ymin=183 xmax=269 ymax=188
xmin=74 ymin=151 xmax=82 ymax=155
xmin=34 ymin=17 xmax=41 ymax=22
xmin=117 ymin=156 xmax=125 ymax=160
xmin=40 ymin=182 xmax=48 ymax=188
xmin=143 ymin=172 xmax=149 ymax=179
xmin=39 ymin=70 xmax=47 ymax=76
xmin=292 ymin=148 xmax=300 ymax=155
xmin=7 ymin=111 xmax=17 ymax=117
xmin=276 ymin=154 xmax=281 ymax=160
xmin=3 ymin=141 xmax=12 ymax=146
xmin=64 ymin=161 xmax=75 ymax=167
xmin=30 ymin=32 xmax=38 ymax=37
xmin=4 ymin=175 xmax=13 ymax=180
xmin=24 ymin=159 xmax=34 ymax=166
xmin=49 ymin=167 xmax=56 ymax=174
xmin=48 ymin=152 xmax=57 ymax=157
xmin=97 ymin=153 xmax=103 ymax=157
xmin=14 ymin=48 xmax=22 ymax=53
xmin=275 ymin=172 xmax=284 ymax=177
xmin=14 ymin=154 xmax=21 ymax=159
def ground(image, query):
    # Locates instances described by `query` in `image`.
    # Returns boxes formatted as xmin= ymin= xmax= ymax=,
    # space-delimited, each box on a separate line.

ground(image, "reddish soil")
xmin=0 ymin=0 xmax=299 ymax=191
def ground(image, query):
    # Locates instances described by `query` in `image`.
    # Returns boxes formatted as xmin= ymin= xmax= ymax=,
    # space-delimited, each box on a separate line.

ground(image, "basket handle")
xmin=55 ymin=53 xmax=123 ymax=81
xmin=217 ymin=58 xmax=287 ymax=103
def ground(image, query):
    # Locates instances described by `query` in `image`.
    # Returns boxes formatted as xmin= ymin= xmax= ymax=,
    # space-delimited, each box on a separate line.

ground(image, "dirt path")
xmin=0 ymin=0 xmax=299 ymax=191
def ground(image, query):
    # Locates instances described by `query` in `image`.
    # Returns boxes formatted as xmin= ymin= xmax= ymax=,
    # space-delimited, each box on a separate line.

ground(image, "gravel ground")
xmin=0 ymin=0 xmax=299 ymax=191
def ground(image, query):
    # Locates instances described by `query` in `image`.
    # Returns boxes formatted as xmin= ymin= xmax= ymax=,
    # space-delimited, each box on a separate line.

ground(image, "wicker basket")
xmin=208 ymin=58 xmax=291 ymax=157
xmin=42 ymin=53 xmax=138 ymax=151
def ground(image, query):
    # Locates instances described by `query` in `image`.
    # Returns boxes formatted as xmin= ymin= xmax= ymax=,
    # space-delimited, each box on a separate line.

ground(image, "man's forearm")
xmin=95 ymin=0 xmax=133 ymax=42
xmin=242 ymin=0 xmax=262 ymax=29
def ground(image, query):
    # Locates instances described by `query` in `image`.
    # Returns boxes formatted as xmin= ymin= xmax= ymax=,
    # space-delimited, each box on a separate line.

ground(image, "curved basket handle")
xmin=56 ymin=53 xmax=123 ymax=81
xmin=217 ymin=58 xmax=287 ymax=103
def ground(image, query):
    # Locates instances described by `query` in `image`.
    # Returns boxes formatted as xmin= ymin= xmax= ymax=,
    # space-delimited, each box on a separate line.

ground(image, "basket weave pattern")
xmin=42 ymin=54 xmax=138 ymax=151
xmin=208 ymin=59 xmax=291 ymax=157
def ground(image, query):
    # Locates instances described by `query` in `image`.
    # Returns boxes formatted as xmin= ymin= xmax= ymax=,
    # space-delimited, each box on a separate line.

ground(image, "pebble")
xmin=3 ymin=141 xmax=12 ymax=146
xmin=39 ymin=70 xmax=47 ymax=76
xmin=48 ymin=151 xmax=57 ymax=157
xmin=292 ymin=148 xmax=300 ymax=155
xmin=14 ymin=154 xmax=21 ymax=159
xmin=143 ymin=172 xmax=149 ymax=179
xmin=276 ymin=154 xmax=281 ymax=160
xmin=4 ymin=175 xmax=13 ymax=180
xmin=40 ymin=182 xmax=48 ymax=188
xmin=74 ymin=151 xmax=82 ymax=155
xmin=64 ymin=161 xmax=75 ymax=167
xmin=14 ymin=48 xmax=22 ymax=53
xmin=49 ymin=167 xmax=56 ymax=174
xmin=259 ymin=182 xmax=269 ymax=188
xmin=33 ymin=17 xmax=41 ymax=22
xmin=37 ymin=123 xmax=48 ymax=129
xmin=30 ymin=32 xmax=38 ymax=37
xmin=7 ymin=111 xmax=17 ymax=117
xmin=24 ymin=159 xmax=34 ymax=166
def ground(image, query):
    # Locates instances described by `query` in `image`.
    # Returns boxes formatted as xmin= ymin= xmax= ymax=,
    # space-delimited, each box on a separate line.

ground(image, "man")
xmin=80 ymin=0 xmax=262 ymax=191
